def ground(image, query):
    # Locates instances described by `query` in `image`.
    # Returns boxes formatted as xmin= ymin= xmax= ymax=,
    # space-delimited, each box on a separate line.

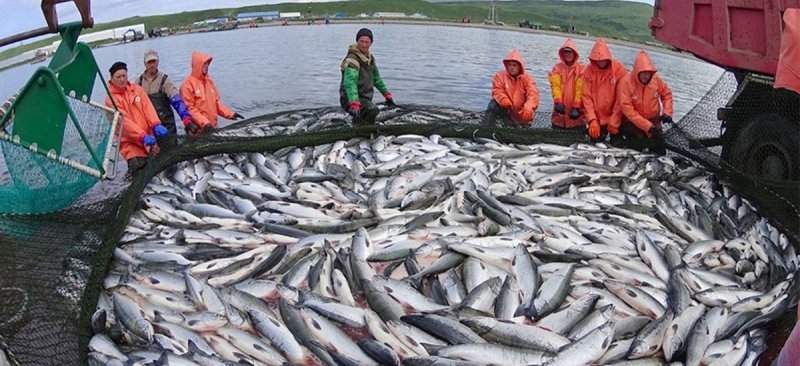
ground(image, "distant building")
xmin=205 ymin=18 xmax=229 ymax=27
xmin=358 ymin=13 xmax=369 ymax=18
xmin=42 ymin=23 xmax=146 ymax=53
xmin=237 ymin=11 xmax=279 ymax=21
xmin=409 ymin=13 xmax=428 ymax=19
xmin=334 ymin=12 xmax=347 ymax=18
xmin=373 ymin=12 xmax=406 ymax=18
xmin=280 ymin=12 xmax=302 ymax=19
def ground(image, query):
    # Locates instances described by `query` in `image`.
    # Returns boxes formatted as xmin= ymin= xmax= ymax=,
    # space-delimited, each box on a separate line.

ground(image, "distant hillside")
xmin=0 ymin=0 xmax=654 ymax=62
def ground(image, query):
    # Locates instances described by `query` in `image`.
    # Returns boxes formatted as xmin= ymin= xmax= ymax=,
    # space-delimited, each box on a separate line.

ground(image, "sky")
xmin=1 ymin=0 xmax=655 ymax=43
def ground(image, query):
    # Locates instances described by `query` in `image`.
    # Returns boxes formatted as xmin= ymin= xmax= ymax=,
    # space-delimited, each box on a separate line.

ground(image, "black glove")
xmin=554 ymin=102 xmax=566 ymax=114
xmin=649 ymin=125 xmax=664 ymax=139
xmin=385 ymin=98 xmax=396 ymax=108
xmin=184 ymin=121 xmax=200 ymax=136
xmin=661 ymin=115 xmax=673 ymax=124
xmin=568 ymin=107 xmax=581 ymax=120
xmin=233 ymin=112 xmax=245 ymax=120
xmin=203 ymin=124 xmax=215 ymax=133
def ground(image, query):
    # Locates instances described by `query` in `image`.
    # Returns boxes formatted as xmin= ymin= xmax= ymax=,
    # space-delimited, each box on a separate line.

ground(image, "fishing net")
xmin=0 ymin=94 xmax=117 ymax=215
xmin=667 ymin=72 xmax=800 ymax=240
xmin=0 ymin=71 xmax=795 ymax=365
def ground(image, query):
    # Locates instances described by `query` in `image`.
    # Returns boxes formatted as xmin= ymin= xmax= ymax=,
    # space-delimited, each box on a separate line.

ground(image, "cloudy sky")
xmin=2 ymin=0 xmax=654 ymax=42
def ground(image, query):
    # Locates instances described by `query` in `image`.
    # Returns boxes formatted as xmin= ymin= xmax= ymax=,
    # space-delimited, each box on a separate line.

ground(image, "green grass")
xmin=0 ymin=0 xmax=654 ymax=62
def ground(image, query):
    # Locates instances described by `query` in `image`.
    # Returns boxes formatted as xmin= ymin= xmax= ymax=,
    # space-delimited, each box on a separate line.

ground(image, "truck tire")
xmin=725 ymin=114 xmax=800 ymax=181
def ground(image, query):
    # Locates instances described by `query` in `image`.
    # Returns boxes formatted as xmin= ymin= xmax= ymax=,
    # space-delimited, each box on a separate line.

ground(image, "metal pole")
xmin=0 ymin=27 xmax=53 ymax=49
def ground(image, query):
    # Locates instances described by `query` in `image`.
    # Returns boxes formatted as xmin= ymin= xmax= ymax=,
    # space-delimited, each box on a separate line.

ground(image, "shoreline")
xmin=1 ymin=18 xmax=699 ymax=73
xmin=323 ymin=19 xmax=695 ymax=59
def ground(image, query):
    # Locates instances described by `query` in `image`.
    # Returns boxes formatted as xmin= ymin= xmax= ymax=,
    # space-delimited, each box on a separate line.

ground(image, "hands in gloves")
xmin=184 ymin=118 xmax=200 ymax=136
xmin=608 ymin=123 xmax=619 ymax=136
xmin=649 ymin=125 xmax=664 ymax=139
xmin=232 ymin=112 xmax=245 ymax=120
xmin=152 ymin=124 xmax=168 ymax=138
xmin=661 ymin=115 xmax=673 ymax=124
xmin=142 ymin=134 xmax=157 ymax=147
xmin=568 ymin=107 xmax=581 ymax=120
xmin=518 ymin=109 xmax=533 ymax=123
xmin=498 ymin=97 xmax=513 ymax=109
xmin=588 ymin=120 xmax=601 ymax=139
xmin=384 ymin=92 xmax=396 ymax=108
xmin=553 ymin=100 xmax=566 ymax=114
xmin=348 ymin=101 xmax=362 ymax=117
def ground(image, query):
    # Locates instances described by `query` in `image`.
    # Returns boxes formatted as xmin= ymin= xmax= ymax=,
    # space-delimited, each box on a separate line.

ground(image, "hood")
xmin=348 ymin=44 xmax=371 ymax=62
xmin=502 ymin=49 xmax=527 ymax=75
xmin=632 ymin=50 xmax=657 ymax=82
xmin=191 ymin=51 xmax=212 ymax=79
xmin=588 ymin=38 xmax=612 ymax=63
xmin=558 ymin=38 xmax=580 ymax=64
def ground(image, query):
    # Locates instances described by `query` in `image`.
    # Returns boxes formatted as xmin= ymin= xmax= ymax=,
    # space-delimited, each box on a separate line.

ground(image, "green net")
xmin=0 ymin=71 xmax=795 ymax=365
xmin=0 ymin=94 xmax=115 ymax=214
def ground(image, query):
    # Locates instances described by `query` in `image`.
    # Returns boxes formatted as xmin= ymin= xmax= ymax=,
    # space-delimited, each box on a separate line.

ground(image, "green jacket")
xmin=339 ymin=44 xmax=388 ymax=107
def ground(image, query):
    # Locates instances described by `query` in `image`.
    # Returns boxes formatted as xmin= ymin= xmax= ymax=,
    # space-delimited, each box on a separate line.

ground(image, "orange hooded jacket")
xmin=180 ymin=51 xmax=234 ymax=129
xmin=105 ymin=81 xmax=161 ymax=160
xmin=775 ymin=9 xmax=800 ymax=94
xmin=614 ymin=50 xmax=673 ymax=134
xmin=548 ymin=39 xmax=586 ymax=128
xmin=491 ymin=49 xmax=540 ymax=125
xmin=581 ymin=38 xmax=628 ymax=128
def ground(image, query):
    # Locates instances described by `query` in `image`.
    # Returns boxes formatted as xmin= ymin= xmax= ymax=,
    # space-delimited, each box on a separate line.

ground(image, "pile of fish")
xmin=91 ymin=132 xmax=798 ymax=366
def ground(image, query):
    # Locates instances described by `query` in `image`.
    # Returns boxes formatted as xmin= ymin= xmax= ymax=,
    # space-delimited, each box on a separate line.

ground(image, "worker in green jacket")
xmin=339 ymin=28 xmax=396 ymax=125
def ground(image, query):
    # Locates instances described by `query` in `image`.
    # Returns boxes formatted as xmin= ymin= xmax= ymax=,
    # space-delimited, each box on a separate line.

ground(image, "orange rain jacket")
xmin=581 ymin=38 xmax=628 ymax=129
xmin=180 ymin=51 xmax=234 ymax=129
xmin=775 ymin=9 xmax=800 ymax=94
xmin=105 ymin=81 xmax=161 ymax=160
xmin=614 ymin=50 xmax=673 ymax=135
xmin=491 ymin=49 xmax=540 ymax=125
xmin=548 ymin=39 xmax=586 ymax=128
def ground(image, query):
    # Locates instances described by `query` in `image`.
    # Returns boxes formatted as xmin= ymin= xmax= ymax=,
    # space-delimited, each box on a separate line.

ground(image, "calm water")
xmin=0 ymin=24 xmax=722 ymax=124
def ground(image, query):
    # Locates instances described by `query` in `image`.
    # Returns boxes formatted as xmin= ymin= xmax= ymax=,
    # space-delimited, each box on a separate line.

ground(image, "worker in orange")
xmin=612 ymin=50 xmax=673 ymax=150
xmin=548 ymin=39 xmax=585 ymax=129
xmin=180 ymin=51 xmax=245 ymax=136
xmin=482 ymin=49 xmax=540 ymax=128
xmin=105 ymin=62 xmax=168 ymax=178
xmin=581 ymin=38 xmax=628 ymax=142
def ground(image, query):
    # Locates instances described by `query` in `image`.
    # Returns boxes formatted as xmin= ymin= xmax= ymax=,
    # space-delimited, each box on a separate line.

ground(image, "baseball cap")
xmin=144 ymin=49 xmax=159 ymax=62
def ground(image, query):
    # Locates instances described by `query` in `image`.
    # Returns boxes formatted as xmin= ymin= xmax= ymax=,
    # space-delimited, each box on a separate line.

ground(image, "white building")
xmin=279 ymin=12 xmax=302 ymax=19
xmin=44 ymin=23 xmax=145 ymax=52
xmin=409 ymin=13 xmax=429 ymax=19
xmin=373 ymin=12 xmax=406 ymax=18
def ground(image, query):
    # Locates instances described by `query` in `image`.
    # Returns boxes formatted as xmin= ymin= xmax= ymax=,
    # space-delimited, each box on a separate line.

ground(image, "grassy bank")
xmin=0 ymin=0 xmax=654 ymax=62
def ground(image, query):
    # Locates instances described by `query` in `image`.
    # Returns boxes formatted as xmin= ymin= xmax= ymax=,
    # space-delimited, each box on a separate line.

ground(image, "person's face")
xmin=202 ymin=60 xmax=210 ymax=75
xmin=506 ymin=61 xmax=521 ymax=76
xmin=563 ymin=49 xmax=576 ymax=64
xmin=111 ymin=69 xmax=127 ymax=88
xmin=145 ymin=59 xmax=159 ymax=74
xmin=595 ymin=59 xmax=610 ymax=69
xmin=638 ymin=71 xmax=654 ymax=84
xmin=357 ymin=36 xmax=372 ymax=54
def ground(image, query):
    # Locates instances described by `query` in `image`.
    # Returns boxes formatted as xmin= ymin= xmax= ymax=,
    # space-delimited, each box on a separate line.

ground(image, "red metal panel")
xmin=651 ymin=0 xmax=796 ymax=75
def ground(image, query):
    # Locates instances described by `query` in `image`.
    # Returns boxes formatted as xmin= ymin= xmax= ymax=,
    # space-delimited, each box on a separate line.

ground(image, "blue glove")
xmin=142 ymin=134 xmax=157 ymax=147
xmin=170 ymin=94 xmax=191 ymax=120
xmin=153 ymin=124 xmax=168 ymax=138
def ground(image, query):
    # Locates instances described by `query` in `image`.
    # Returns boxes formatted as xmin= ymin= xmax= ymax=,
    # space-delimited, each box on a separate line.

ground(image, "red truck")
xmin=650 ymin=0 xmax=799 ymax=181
